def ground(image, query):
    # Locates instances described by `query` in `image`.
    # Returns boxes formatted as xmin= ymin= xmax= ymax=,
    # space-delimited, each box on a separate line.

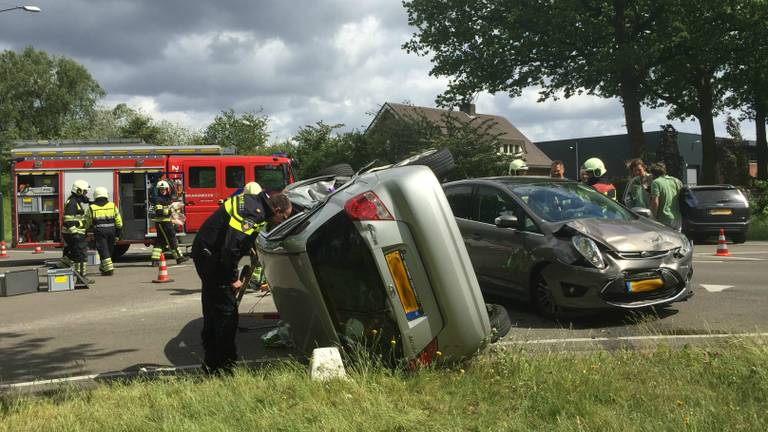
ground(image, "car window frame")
xmin=475 ymin=184 xmax=543 ymax=235
xmin=443 ymin=183 xmax=476 ymax=220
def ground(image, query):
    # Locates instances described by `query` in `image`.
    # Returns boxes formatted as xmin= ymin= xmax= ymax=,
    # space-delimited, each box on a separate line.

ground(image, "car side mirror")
xmin=632 ymin=207 xmax=651 ymax=218
xmin=495 ymin=214 xmax=519 ymax=229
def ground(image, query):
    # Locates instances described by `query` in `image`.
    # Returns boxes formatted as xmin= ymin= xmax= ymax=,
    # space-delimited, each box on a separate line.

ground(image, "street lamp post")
xmin=569 ymin=141 xmax=580 ymax=181
xmin=0 ymin=5 xmax=41 ymax=13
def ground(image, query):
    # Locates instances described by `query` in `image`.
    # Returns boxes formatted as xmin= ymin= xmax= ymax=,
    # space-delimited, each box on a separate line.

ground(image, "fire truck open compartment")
xmin=15 ymin=172 xmax=61 ymax=244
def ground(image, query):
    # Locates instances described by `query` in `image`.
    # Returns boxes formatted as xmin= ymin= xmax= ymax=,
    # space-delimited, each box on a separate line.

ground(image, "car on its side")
xmin=256 ymin=153 xmax=509 ymax=365
xmin=680 ymin=185 xmax=750 ymax=243
xmin=443 ymin=177 xmax=694 ymax=318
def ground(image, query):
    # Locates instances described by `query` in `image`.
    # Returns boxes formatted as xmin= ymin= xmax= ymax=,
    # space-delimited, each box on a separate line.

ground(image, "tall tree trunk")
xmin=621 ymin=74 xmax=646 ymax=157
xmin=697 ymin=78 xmax=718 ymax=184
xmin=756 ymin=98 xmax=767 ymax=180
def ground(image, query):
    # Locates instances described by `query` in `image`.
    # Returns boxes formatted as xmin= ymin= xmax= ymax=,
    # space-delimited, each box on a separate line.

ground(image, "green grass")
xmin=748 ymin=214 xmax=768 ymax=241
xmin=1 ymin=341 xmax=767 ymax=431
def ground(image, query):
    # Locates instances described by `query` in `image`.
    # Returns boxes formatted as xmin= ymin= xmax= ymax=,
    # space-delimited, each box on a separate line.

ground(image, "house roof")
xmin=367 ymin=102 xmax=551 ymax=168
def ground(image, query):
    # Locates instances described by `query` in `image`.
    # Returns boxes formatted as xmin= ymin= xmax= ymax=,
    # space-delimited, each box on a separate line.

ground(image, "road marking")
xmin=693 ymin=260 xmax=723 ymax=263
xmin=700 ymin=284 xmax=733 ymax=292
xmin=693 ymin=256 xmax=763 ymax=261
xmin=496 ymin=332 xmax=768 ymax=346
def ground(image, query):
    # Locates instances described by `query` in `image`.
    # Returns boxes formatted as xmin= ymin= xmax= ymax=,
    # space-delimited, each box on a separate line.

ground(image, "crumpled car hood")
xmin=561 ymin=218 xmax=683 ymax=252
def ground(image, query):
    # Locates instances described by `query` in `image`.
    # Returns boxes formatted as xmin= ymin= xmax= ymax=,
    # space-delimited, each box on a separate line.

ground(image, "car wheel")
xmin=732 ymin=232 xmax=747 ymax=244
xmin=311 ymin=163 xmax=355 ymax=177
xmin=531 ymin=272 xmax=563 ymax=319
xmin=393 ymin=148 xmax=455 ymax=179
xmin=485 ymin=303 xmax=512 ymax=342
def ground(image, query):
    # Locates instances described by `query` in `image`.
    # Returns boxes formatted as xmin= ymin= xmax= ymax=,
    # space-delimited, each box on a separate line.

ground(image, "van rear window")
xmin=189 ymin=166 xmax=216 ymax=188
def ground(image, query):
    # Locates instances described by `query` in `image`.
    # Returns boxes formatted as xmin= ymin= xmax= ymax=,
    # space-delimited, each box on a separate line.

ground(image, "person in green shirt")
xmin=649 ymin=162 xmax=683 ymax=230
xmin=623 ymin=158 xmax=653 ymax=209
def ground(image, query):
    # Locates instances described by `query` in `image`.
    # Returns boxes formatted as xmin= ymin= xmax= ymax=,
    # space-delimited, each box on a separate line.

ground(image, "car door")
xmin=183 ymin=161 xmax=219 ymax=232
xmin=466 ymin=185 xmax=539 ymax=297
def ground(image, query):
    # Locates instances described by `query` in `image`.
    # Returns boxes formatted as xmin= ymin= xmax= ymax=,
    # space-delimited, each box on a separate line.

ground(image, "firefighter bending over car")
xmin=150 ymin=179 xmax=187 ymax=266
xmin=87 ymin=187 xmax=123 ymax=276
xmin=61 ymin=180 xmax=92 ymax=279
xmin=191 ymin=185 xmax=292 ymax=375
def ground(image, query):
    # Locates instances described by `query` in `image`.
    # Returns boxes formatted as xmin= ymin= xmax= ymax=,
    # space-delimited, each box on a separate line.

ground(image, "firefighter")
xmin=191 ymin=188 xmax=292 ymax=375
xmin=87 ymin=187 xmax=123 ymax=276
xmin=508 ymin=159 xmax=529 ymax=176
xmin=581 ymin=157 xmax=617 ymax=200
xmin=61 ymin=180 xmax=91 ymax=279
xmin=150 ymin=180 xmax=187 ymax=265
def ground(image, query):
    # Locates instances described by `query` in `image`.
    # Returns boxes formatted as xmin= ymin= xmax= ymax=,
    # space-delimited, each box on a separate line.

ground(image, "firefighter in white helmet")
xmin=149 ymin=179 xmax=187 ymax=265
xmin=61 ymin=179 xmax=92 ymax=280
xmin=86 ymin=187 xmax=123 ymax=276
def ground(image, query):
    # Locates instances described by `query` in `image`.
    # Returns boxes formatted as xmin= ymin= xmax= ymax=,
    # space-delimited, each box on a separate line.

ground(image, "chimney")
xmin=459 ymin=102 xmax=476 ymax=115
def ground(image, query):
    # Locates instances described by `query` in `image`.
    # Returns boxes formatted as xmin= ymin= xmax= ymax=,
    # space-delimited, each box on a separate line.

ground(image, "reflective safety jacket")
xmin=587 ymin=178 xmax=617 ymax=201
xmin=63 ymin=194 xmax=89 ymax=235
xmin=191 ymin=193 xmax=271 ymax=283
xmin=87 ymin=200 xmax=123 ymax=232
xmin=150 ymin=194 xmax=173 ymax=222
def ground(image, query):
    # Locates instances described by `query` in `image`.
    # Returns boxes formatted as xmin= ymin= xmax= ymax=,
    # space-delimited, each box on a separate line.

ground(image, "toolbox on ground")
xmin=0 ymin=269 xmax=40 ymax=297
xmin=47 ymin=268 xmax=75 ymax=292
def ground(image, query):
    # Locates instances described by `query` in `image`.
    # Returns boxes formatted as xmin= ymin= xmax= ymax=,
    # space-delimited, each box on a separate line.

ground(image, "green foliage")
xmin=716 ymin=116 xmax=751 ymax=186
xmin=203 ymin=109 xmax=270 ymax=154
xmin=291 ymin=122 xmax=364 ymax=179
xmin=748 ymin=180 xmax=768 ymax=216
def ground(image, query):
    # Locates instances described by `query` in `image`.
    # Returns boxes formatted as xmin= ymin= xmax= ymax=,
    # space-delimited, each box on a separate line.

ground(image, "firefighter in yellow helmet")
xmin=508 ymin=159 xmax=529 ymax=176
xmin=581 ymin=157 xmax=617 ymax=200
xmin=61 ymin=179 xmax=92 ymax=281
xmin=149 ymin=179 xmax=187 ymax=265
xmin=86 ymin=187 xmax=123 ymax=276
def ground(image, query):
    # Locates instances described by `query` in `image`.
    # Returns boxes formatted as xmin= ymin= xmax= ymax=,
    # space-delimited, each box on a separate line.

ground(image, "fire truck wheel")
xmin=112 ymin=244 xmax=130 ymax=259
xmin=311 ymin=163 xmax=355 ymax=177
xmin=393 ymin=148 xmax=455 ymax=180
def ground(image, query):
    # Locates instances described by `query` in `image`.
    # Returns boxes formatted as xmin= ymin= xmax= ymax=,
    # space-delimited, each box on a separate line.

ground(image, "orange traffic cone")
xmin=715 ymin=228 xmax=730 ymax=257
xmin=32 ymin=246 xmax=44 ymax=254
xmin=0 ymin=241 xmax=8 ymax=258
xmin=152 ymin=253 xmax=174 ymax=283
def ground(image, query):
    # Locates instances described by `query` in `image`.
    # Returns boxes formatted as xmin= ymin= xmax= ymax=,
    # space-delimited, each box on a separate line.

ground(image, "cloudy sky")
xmin=0 ymin=0 xmax=756 ymax=143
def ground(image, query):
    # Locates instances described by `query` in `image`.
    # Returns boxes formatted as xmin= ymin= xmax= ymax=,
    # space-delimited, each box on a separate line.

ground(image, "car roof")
xmin=684 ymin=184 xmax=737 ymax=191
xmin=444 ymin=176 xmax=575 ymax=187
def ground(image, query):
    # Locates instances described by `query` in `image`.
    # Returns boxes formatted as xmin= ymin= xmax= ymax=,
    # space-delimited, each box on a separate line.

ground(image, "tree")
xmin=403 ymin=0 xmax=674 ymax=157
xmin=291 ymin=122 xmax=359 ymax=178
xmin=203 ymin=109 xmax=270 ymax=154
xmin=0 ymin=46 xmax=105 ymax=141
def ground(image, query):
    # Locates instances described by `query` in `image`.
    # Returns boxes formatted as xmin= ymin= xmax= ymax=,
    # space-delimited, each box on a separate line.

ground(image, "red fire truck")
xmin=10 ymin=139 xmax=294 ymax=257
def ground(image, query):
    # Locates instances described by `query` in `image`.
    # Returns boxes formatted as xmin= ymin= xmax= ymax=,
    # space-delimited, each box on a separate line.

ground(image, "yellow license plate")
xmin=627 ymin=278 xmax=663 ymax=293
xmin=709 ymin=209 xmax=732 ymax=215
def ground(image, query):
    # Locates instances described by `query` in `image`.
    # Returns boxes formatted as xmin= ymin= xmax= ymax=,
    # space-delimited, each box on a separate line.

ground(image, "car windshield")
xmin=508 ymin=182 xmax=634 ymax=222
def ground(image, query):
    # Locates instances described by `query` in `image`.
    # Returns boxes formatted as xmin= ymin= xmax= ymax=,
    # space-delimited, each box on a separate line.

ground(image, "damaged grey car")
xmin=255 ymin=154 xmax=510 ymax=366
xmin=443 ymin=177 xmax=694 ymax=318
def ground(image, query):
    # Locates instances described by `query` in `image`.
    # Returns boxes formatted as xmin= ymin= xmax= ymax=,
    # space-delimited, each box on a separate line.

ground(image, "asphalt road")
xmin=1 ymin=242 xmax=767 ymax=386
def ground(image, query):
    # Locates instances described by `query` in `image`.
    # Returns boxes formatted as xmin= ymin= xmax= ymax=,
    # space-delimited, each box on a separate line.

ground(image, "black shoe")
xmin=176 ymin=256 xmax=189 ymax=264
xmin=101 ymin=270 xmax=114 ymax=276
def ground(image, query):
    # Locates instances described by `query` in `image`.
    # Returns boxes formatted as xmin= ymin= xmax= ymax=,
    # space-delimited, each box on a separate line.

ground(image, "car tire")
xmin=531 ymin=272 xmax=564 ymax=319
xmin=732 ymin=232 xmax=747 ymax=244
xmin=393 ymin=148 xmax=455 ymax=179
xmin=112 ymin=243 xmax=130 ymax=259
xmin=486 ymin=303 xmax=512 ymax=342
xmin=311 ymin=163 xmax=355 ymax=178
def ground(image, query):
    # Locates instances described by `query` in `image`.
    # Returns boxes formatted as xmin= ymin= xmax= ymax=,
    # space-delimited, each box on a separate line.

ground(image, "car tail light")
xmin=408 ymin=337 xmax=439 ymax=370
xmin=385 ymin=250 xmax=423 ymax=320
xmin=344 ymin=191 xmax=393 ymax=221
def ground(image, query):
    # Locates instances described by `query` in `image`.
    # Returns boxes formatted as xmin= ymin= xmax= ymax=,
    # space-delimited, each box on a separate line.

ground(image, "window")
xmin=255 ymin=166 xmax=287 ymax=191
xmin=477 ymin=185 xmax=540 ymax=233
xmin=189 ymin=166 xmax=216 ymax=188
xmin=225 ymin=166 xmax=245 ymax=189
xmin=444 ymin=185 xmax=473 ymax=219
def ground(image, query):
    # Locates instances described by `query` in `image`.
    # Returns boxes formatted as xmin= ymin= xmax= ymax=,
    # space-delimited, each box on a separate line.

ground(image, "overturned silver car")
xmin=256 ymin=154 xmax=505 ymax=364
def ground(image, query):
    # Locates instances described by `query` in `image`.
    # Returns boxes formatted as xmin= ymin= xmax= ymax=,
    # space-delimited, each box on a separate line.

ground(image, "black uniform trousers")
xmin=93 ymin=229 xmax=115 ymax=271
xmin=152 ymin=221 xmax=180 ymax=258
xmin=62 ymin=233 xmax=87 ymax=265
xmin=193 ymin=255 xmax=239 ymax=374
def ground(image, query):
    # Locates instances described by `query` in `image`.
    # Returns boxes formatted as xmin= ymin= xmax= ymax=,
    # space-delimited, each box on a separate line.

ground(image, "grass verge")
xmin=1 ymin=340 xmax=766 ymax=431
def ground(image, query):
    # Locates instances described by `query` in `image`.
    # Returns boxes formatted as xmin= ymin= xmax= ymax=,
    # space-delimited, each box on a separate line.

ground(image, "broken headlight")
xmin=675 ymin=235 xmax=693 ymax=258
xmin=571 ymin=235 xmax=606 ymax=269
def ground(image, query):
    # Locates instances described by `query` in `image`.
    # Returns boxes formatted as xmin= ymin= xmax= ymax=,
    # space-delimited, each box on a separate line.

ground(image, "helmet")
xmin=93 ymin=187 xmax=109 ymax=200
xmin=508 ymin=159 xmax=529 ymax=175
xmin=156 ymin=180 xmax=170 ymax=191
xmin=581 ymin=157 xmax=606 ymax=177
xmin=243 ymin=181 xmax=263 ymax=195
xmin=71 ymin=179 xmax=90 ymax=196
